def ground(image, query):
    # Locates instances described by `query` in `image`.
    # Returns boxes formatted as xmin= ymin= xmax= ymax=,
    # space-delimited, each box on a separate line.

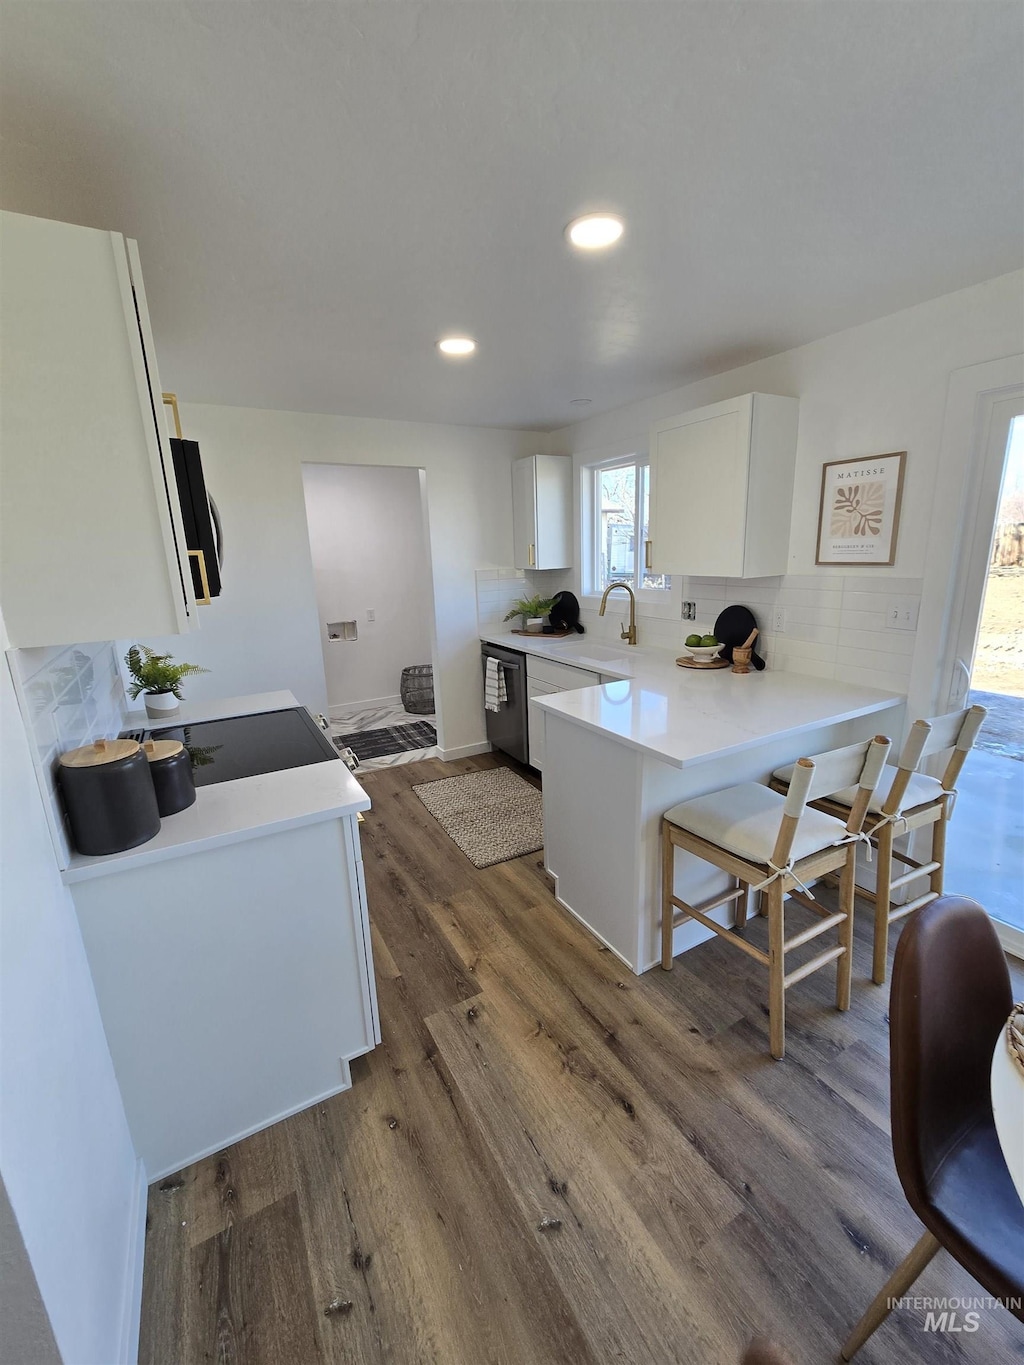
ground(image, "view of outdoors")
xmin=596 ymin=462 xmax=670 ymax=593
xmin=971 ymin=413 xmax=1023 ymax=760
xmin=947 ymin=411 xmax=1024 ymax=933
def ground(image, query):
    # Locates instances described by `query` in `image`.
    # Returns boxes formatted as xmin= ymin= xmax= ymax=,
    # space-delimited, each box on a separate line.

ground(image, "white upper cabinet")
xmin=0 ymin=211 xmax=197 ymax=648
xmin=512 ymin=454 xmax=572 ymax=570
xmin=647 ymin=393 xmax=799 ymax=578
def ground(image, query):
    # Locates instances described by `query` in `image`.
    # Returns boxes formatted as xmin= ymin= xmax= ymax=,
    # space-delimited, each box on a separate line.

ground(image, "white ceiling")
xmin=1 ymin=1 xmax=1021 ymax=431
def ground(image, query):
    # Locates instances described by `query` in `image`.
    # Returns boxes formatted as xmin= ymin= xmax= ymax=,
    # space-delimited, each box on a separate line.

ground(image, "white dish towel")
xmin=484 ymin=657 xmax=507 ymax=712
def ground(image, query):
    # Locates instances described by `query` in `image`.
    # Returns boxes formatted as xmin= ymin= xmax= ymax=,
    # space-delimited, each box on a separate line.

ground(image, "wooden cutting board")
xmin=511 ymin=628 xmax=575 ymax=638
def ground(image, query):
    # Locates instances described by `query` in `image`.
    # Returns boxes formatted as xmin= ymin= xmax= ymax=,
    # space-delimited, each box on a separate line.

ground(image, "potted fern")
xmin=503 ymin=593 xmax=555 ymax=633
xmin=125 ymin=645 xmax=209 ymax=719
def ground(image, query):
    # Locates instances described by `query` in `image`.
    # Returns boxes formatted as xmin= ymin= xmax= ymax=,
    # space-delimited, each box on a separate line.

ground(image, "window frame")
xmin=580 ymin=450 xmax=680 ymax=618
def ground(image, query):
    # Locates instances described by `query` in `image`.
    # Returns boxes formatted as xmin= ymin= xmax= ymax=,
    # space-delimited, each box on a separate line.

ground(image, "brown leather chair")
xmin=842 ymin=895 xmax=1024 ymax=1359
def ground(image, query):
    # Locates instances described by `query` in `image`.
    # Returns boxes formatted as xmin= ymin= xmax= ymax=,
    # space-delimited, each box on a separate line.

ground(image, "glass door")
xmin=944 ymin=406 xmax=1024 ymax=940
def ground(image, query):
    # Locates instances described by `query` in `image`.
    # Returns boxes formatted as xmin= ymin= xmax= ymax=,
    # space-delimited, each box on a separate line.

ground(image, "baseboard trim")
xmin=548 ymin=870 xmax=638 ymax=973
xmin=328 ymin=695 xmax=402 ymax=719
xmin=118 ymin=1157 xmax=147 ymax=1365
xmin=143 ymin=1073 xmax=354 ymax=1184
xmin=994 ymin=918 xmax=1024 ymax=961
xmin=439 ymin=741 xmax=492 ymax=761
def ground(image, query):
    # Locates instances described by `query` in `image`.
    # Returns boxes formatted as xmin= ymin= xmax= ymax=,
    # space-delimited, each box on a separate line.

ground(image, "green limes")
xmin=700 ymin=635 xmax=718 ymax=647
xmin=685 ymin=633 xmax=702 ymax=648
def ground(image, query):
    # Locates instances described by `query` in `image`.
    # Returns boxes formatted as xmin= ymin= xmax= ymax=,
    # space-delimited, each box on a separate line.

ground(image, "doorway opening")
xmin=944 ymin=410 xmax=1024 ymax=935
xmin=301 ymin=463 xmax=441 ymax=770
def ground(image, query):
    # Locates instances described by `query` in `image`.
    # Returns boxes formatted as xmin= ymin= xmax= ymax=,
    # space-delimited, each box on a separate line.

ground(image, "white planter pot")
xmin=525 ymin=617 xmax=545 ymax=633
xmin=144 ymin=691 xmax=180 ymax=718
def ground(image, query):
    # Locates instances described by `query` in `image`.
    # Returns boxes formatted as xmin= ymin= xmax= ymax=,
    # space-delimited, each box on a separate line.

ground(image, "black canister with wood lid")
xmin=58 ymin=738 xmax=161 ymax=855
xmin=143 ymin=739 xmax=196 ymax=816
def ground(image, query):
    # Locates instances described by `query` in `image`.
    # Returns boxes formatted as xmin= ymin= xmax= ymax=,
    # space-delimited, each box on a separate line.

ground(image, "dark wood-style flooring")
xmin=139 ymin=753 xmax=1024 ymax=1364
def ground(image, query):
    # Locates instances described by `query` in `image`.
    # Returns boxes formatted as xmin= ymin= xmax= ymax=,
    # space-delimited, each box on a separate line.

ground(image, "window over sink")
xmin=583 ymin=455 xmax=672 ymax=601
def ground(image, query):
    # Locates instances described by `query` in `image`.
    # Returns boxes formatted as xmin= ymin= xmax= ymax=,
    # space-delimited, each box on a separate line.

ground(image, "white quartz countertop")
xmin=480 ymin=630 xmax=645 ymax=678
xmin=480 ymin=632 xmax=903 ymax=769
xmin=123 ymin=689 xmax=304 ymax=728
xmin=64 ymin=692 xmax=369 ymax=884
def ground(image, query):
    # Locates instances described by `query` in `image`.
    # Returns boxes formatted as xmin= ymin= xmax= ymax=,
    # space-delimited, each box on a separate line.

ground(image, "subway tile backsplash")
xmin=7 ymin=640 xmax=127 ymax=868
xmin=475 ymin=567 xmax=528 ymax=632
xmin=476 ymin=567 xmax=575 ymax=633
xmin=569 ymin=573 xmax=923 ymax=695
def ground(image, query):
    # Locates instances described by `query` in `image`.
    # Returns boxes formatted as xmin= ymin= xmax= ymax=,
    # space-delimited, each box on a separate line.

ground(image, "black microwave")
xmin=170 ymin=438 xmax=223 ymax=601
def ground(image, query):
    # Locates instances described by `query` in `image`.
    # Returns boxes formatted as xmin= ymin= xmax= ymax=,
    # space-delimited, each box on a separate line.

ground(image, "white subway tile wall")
xmin=569 ymin=573 xmax=922 ymax=694
xmin=475 ymin=567 xmax=527 ymax=631
xmin=7 ymin=641 xmax=127 ymax=868
xmin=476 ymin=568 xmax=583 ymax=633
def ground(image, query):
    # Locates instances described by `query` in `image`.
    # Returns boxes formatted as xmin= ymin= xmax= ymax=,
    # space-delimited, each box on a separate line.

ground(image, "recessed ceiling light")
xmin=437 ymin=336 xmax=476 ymax=357
xmin=566 ymin=213 xmax=624 ymax=250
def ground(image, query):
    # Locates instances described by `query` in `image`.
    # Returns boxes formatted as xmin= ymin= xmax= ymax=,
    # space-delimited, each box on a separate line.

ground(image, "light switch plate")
xmin=886 ymin=596 xmax=919 ymax=631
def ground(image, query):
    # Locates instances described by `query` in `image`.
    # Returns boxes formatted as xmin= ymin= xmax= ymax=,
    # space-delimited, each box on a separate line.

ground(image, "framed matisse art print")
xmin=815 ymin=451 xmax=906 ymax=566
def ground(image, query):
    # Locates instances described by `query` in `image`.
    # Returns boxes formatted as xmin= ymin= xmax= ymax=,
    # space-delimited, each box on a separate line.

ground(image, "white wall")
xmin=550 ymin=271 xmax=1024 ymax=721
xmin=1 ymin=617 xmax=142 ymax=1365
xmin=302 ymin=464 xmax=433 ymax=713
xmin=0 ymin=1176 xmax=61 ymax=1365
xmin=133 ymin=404 xmax=543 ymax=756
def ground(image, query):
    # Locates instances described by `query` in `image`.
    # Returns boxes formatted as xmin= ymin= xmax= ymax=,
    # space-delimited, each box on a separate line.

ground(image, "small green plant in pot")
xmin=503 ymin=594 xmax=555 ymax=633
xmin=125 ymin=645 xmax=209 ymax=719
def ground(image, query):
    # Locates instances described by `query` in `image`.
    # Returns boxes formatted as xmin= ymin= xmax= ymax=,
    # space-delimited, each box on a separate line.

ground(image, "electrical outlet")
xmin=887 ymin=596 xmax=919 ymax=631
xmin=772 ymin=606 xmax=787 ymax=633
xmin=681 ymin=600 xmax=696 ymax=621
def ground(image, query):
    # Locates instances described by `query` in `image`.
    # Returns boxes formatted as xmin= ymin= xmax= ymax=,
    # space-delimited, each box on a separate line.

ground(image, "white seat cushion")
xmin=771 ymin=763 xmax=946 ymax=815
xmin=664 ymin=782 xmax=850 ymax=866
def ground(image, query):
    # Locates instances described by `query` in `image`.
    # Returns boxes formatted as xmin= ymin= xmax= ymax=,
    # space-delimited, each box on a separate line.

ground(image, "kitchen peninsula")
xmin=481 ymin=633 xmax=904 ymax=974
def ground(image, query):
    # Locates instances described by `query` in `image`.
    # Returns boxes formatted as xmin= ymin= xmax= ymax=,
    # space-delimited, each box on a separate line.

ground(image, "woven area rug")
xmin=413 ymin=768 xmax=543 ymax=868
xmin=335 ymin=721 xmax=436 ymax=761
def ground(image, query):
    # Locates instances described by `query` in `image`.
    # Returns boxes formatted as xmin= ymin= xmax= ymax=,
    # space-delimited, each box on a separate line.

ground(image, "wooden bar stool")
xmin=769 ymin=705 xmax=986 ymax=985
xmin=661 ymin=735 xmax=891 ymax=1060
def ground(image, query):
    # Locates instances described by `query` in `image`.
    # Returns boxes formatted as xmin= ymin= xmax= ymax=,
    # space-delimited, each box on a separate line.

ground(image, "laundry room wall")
xmin=302 ymin=463 xmax=433 ymax=714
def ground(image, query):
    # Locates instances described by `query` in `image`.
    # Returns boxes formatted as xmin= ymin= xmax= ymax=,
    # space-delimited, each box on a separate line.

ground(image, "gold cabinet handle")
xmin=189 ymin=549 xmax=212 ymax=605
xmin=162 ymin=392 xmax=183 ymax=440
xmin=528 ymin=543 xmax=536 ymax=567
xmin=645 ymin=539 xmax=653 ymax=570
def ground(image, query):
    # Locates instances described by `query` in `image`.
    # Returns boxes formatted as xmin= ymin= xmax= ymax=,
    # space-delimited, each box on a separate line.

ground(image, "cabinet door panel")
xmin=512 ymin=455 xmax=572 ymax=570
xmin=526 ymin=678 xmax=559 ymax=769
xmin=650 ymin=405 xmax=748 ymax=576
xmin=526 ymin=656 xmax=601 ymax=690
xmin=534 ymin=455 xmax=572 ymax=569
xmin=512 ymin=457 xmax=537 ymax=569
xmin=0 ymin=212 xmax=195 ymax=646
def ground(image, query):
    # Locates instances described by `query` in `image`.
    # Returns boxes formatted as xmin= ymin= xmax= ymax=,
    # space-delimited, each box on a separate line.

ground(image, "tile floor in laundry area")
xmin=329 ymin=704 xmax=440 ymax=770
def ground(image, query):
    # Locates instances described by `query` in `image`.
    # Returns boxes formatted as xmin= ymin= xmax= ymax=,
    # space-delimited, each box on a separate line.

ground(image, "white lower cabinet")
xmin=527 ymin=679 xmax=559 ymax=770
xmin=525 ymin=656 xmax=601 ymax=770
xmin=70 ymin=814 xmax=378 ymax=1179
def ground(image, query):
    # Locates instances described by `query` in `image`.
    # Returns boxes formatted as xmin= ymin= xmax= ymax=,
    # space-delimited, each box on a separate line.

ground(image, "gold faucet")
xmin=598 ymin=582 xmax=637 ymax=646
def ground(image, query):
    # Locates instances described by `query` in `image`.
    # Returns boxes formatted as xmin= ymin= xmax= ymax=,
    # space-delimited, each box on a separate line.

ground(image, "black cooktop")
xmin=147 ymin=707 xmax=339 ymax=787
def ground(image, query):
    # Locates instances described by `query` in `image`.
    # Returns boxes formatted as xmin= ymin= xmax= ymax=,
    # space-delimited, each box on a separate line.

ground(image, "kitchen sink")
xmin=551 ymin=642 xmax=634 ymax=673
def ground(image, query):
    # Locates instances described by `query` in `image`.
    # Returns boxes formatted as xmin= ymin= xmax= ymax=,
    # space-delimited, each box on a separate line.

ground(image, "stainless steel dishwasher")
xmin=481 ymin=642 xmax=528 ymax=763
